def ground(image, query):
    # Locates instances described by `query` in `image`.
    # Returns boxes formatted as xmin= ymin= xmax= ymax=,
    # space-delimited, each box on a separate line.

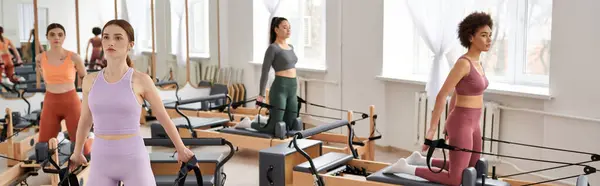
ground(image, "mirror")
xmin=148 ymin=0 xmax=187 ymax=89
xmin=78 ymin=0 xmax=117 ymax=72
xmin=0 ymin=0 xmax=38 ymax=98
xmin=115 ymin=0 xmax=154 ymax=79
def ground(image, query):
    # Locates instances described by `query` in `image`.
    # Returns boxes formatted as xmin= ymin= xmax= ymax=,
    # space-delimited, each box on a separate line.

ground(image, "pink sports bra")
xmin=454 ymin=56 xmax=489 ymax=96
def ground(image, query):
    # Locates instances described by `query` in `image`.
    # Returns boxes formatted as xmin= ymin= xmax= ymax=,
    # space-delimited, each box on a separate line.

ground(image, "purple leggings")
xmin=87 ymin=135 xmax=156 ymax=186
xmin=416 ymin=106 xmax=482 ymax=186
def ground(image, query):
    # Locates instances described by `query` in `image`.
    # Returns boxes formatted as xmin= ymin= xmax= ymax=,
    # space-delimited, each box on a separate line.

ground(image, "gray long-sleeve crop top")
xmin=259 ymin=43 xmax=298 ymax=96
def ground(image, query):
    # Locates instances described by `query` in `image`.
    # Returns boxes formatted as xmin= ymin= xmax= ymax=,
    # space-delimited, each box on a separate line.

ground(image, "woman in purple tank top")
xmin=385 ymin=12 xmax=492 ymax=186
xmin=69 ymin=19 xmax=195 ymax=185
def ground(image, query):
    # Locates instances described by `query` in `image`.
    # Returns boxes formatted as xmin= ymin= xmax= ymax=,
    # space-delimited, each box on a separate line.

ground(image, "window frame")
xmin=189 ymin=0 xmax=210 ymax=57
xmin=251 ymin=0 xmax=327 ymax=71
xmin=382 ymin=0 xmax=551 ymax=88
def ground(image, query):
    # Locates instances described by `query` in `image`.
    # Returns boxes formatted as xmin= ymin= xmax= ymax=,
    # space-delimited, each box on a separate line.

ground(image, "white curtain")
xmin=171 ymin=0 xmax=187 ymax=67
xmin=406 ymin=0 xmax=469 ymax=108
xmin=263 ymin=0 xmax=282 ymax=92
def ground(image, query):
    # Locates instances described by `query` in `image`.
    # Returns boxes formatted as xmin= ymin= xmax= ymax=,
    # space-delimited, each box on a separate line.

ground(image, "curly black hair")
xmin=92 ymin=27 xmax=101 ymax=36
xmin=457 ymin=11 xmax=493 ymax=48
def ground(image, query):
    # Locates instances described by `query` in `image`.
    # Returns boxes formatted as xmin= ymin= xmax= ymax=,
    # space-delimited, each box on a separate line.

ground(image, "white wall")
xmin=224 ymin=0 xmax=600 ymax=184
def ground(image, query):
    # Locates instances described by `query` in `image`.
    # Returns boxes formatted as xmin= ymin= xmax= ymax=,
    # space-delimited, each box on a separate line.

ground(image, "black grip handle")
xmin=155 ymin=80 xmax=177 ymax=86
xmin=296 ymin=120 xmax=349 ymax=138
xmin=266 ymin=165 xmax=275 ymax=185
xmin=352 ymin=141 xmax=365 ymax=146
xmin=143 ymin=138 xmax=225 ymax=146
xmin=176 ymin=94 xmax=227 ymax=105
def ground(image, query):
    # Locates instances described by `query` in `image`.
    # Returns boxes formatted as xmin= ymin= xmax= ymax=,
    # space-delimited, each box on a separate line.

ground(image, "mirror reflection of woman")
xmin=26 ymin=29 xmax=45 ymax=63
xmin=85 ymin=27 xmax=105 ymax=70
xmin=0 ymin=26 xmax=24 ymax=84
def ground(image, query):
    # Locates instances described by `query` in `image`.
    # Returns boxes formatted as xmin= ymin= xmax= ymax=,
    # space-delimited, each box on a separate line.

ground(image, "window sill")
xmin=189 ymin=53 xmax=210 ymax=60
xmin=376 ymin=75 xmax=552 ymax=100
xmin=249 ymin=61 xmax=327 ymax=73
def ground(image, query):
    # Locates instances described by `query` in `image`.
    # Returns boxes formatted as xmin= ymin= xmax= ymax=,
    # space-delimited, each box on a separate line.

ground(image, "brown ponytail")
xmin=126 ymin=56 xmax=132 ymax=67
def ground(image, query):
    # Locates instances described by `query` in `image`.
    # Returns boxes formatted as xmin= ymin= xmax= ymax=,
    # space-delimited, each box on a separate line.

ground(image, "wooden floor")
xmin=0 ymin=124 xmax=411 ymax=186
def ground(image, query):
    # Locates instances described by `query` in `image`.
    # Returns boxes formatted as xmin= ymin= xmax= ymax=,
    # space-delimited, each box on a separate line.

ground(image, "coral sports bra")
xmin=41 ymin=52 xmax=77 ymax=84
xmin=454 ymin=56 xmax=489 ymax=96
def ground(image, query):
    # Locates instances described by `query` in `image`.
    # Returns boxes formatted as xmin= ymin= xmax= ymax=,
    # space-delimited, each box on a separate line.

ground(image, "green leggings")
xmin=252 ymin=76 xmax=298 ymax=135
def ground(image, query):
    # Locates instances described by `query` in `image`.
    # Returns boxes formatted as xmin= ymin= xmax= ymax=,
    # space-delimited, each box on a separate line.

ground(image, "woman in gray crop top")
xmin=236 ymin=17 xmax=300 ymax=135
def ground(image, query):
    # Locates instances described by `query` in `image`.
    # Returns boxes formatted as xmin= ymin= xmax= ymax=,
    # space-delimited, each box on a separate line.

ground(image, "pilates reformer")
xmin=423 ymin=137 xmax=597 ymax=186
xmin=0 ymin=136 xmax=91 ymax=186
xmin=192 ymin=99 xmax=379 ymax=160
xmin=144 ymin=137 xmax=235 ymax=186
xmin=149 ymin=93 xmax=236 ymax=139
xmin=0 ymin=107 xmax=43 ymax=167
xmin=160 ymin=81 xmax=266 ymax=121
xmin=260 ymin=121 xmax=508 ymax=186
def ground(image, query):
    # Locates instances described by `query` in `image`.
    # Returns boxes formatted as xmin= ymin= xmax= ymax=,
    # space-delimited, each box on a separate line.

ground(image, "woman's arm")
xmin=71 ymin=53 xmax=87 ymax=79
xmin=140 ymin=74 xmax=187 ymax=150
xmin=258 ymin=45 xmax=276 ymax=97
xmin=85 ymin=39 xmax=91 ymax=61
xmin=7 ymin=40 xmax=22 ymax=62
xmin=73 ymin=74 xmax=95 ymax=155
xmin=427 ymin=59 xmax=470 ymax=138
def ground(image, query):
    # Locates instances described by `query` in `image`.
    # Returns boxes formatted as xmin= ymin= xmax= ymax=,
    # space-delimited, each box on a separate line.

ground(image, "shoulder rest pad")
xmin=149 ymin=152 xmax=224 ymax=163
xmin=293 ymin=152 xmax=353 ymax=173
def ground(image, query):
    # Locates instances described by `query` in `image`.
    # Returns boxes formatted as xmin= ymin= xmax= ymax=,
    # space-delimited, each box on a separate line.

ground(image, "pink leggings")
xmin=416 ymin=106 xmax=482 ymax=186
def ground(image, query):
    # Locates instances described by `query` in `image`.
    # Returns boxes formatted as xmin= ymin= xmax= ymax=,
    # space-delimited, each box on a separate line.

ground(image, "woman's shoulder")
xmin=132 ymin=70 xmax=154 ymax=85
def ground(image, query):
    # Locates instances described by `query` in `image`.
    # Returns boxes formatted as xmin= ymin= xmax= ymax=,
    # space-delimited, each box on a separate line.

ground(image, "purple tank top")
xmin=454 ymin=57 xmax=489 ymax=96
xmin=88 ymin=68 xmax=141 ymax=135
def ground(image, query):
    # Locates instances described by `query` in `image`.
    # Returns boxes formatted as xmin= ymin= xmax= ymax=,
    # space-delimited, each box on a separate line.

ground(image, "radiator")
xmin=414 ymin=91 xmax=501 ymax=162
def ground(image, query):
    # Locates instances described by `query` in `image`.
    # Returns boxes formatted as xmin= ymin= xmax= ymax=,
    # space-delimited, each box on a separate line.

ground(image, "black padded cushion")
xmin=164 ymin=102 xmax=206 ymax=111
xmin=13 ymin=120 xmax=33 ymax=129
xmin=29 ymin=140 xmax=72 ymax=165
xmin=366 ymin=166 xmax=444 ymax=186
xmin=149 ymin=152 xmax=224 ymax=164
xmin=171 ymin=117 xmax=229 ymax=128
xmin=155 ymin=175 xmax=215 ymax=186
xmin=293 ymin=152 xmax=353 ymax=173
xmin=219 ymin=128 xmax=274 ymax=139
xmin=150 ymin=117 xmax=229 ymax=139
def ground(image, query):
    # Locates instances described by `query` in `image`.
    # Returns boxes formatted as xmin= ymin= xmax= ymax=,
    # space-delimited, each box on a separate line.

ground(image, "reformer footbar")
xmin=423 ymin=137 xmax=599 ymax=186
xmin=173 ymin=94 xmax=234 ymax=138
xmin=290 ymin=120 xmax=359 ymax=186
xmin=144 ymin=138 xmax=235 ymax=186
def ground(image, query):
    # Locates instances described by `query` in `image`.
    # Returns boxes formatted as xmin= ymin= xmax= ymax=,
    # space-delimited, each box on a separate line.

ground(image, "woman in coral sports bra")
xmin=37 ymin=23 xmax=91 ymax=155
xmin=0 ymin=26 xmax=24 ymax=84
xmin=385 ymin=12 xmax=492 ymax=186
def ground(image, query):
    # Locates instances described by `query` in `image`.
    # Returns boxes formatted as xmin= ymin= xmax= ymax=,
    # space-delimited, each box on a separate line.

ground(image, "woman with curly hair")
xmin=385 ymin=11 xmax=492 ymax=186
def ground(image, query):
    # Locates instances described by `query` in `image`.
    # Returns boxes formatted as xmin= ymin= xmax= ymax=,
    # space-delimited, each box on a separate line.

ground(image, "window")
xmin=18 ymin=4 xmax=48 ymax=43
xmin=144 ymin=7 xmax=153 ymax=51
xmin=170 ymin=0 xmax=209 ymax=57
xmin=383 ymin=0 xmax=552 ymax=87
xmin=253 ymin=0 xmax=326 ymax=70
xmin=189 ymin=0 xmax=209 ymax=57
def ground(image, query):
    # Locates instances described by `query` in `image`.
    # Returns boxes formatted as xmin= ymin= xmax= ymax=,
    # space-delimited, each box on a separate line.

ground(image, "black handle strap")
xmin=174 ymin=155 xmax=203 ymax=186
xmin=424 ymin=139 xmax=453 ymax=174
